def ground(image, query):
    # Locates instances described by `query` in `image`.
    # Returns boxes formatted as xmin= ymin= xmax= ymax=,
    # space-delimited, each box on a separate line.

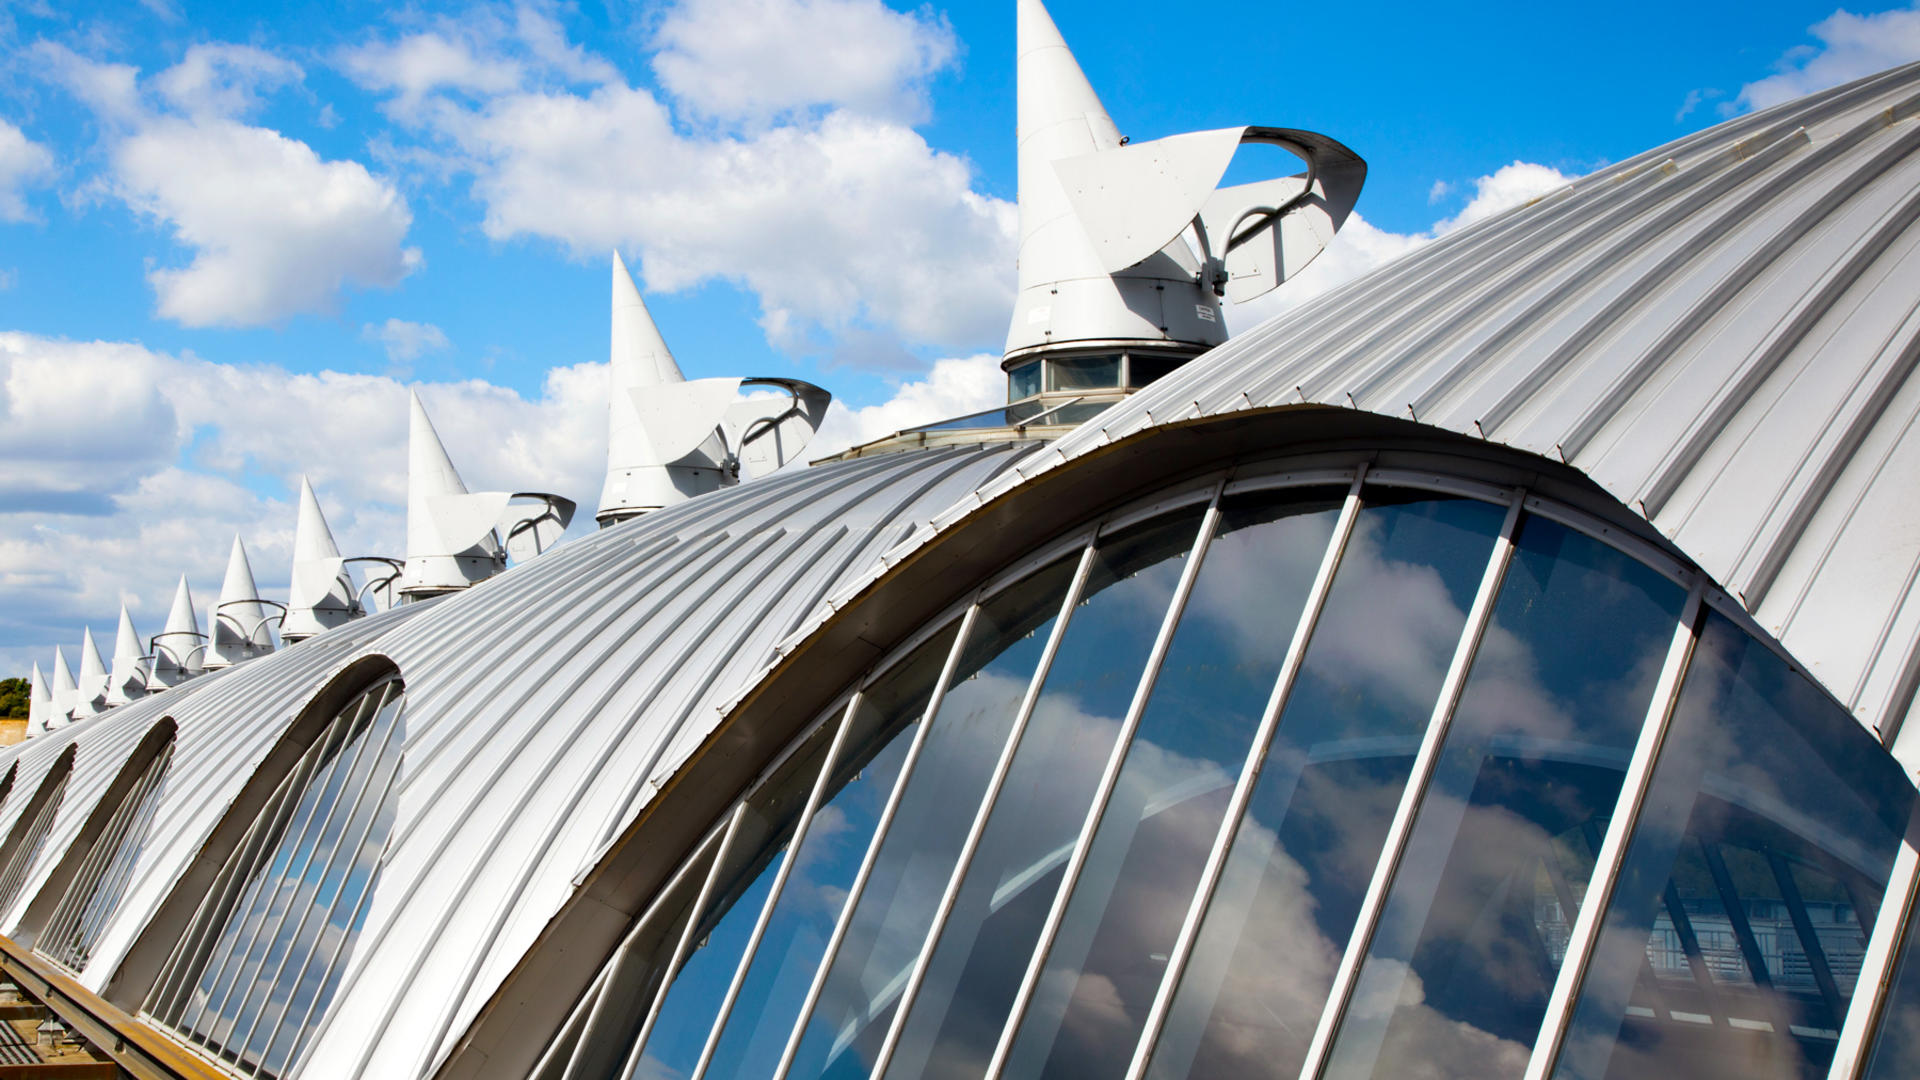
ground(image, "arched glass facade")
xmin=0 ymin=747 xmax=75 ymax=916
xmin=480 ymin=467 xmax=1919 ymax=1080
xmin=145 ymin=676 xmax=405 ymax=1079
xmin=39 ymin=727 xmax=174 ymax=971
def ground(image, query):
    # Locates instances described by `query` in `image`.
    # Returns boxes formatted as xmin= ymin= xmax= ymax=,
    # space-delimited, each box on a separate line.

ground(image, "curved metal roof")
xmin=0 ymin=443 xmax=1033 ymax=1079
xmin=883 ymin=62 xmax=1920 ymax=759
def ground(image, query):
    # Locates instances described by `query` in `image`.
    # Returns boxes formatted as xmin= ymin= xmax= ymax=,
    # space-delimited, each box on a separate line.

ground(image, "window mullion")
xmin=1828 ymin=798 xmax=1920 ymax=1079
xmin=1520 ymin=579 xmax=1706 ymax=1080
xmin=981 ymin=474 xmax=1297 ymax=1079
xmin=689 ymin=693 xmax=863 ymax=1080
xmin=251 ymin=701 xmax=409 ymax=1068
xmin=185 ymin=700 xmax=363 ymax=1036
xmin=768 ymin=596 xmax=986 ymax=1080
xmin=218 ymin=693 xmax=386 ymax=1054
xmin=1297 ymin=490 xmax=1526 ymax=1080
xmin=1120 ymin=469 xmax=1378 ymax=1080
xmin=618 ymin=801 xmax=754 ymax=1080
xmin=866 ymin=518 xmax=1123 ymax=1079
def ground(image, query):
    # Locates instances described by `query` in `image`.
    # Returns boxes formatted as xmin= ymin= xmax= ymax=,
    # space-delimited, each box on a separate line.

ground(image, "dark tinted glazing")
xmin=1554 ymin=612 xmax=1914 ymax=1080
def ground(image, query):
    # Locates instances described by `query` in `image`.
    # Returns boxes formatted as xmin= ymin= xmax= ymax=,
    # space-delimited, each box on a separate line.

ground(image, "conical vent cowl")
xmin=107 ymin=604 xmax=147 ymax=705
xmin=150 ymin=574 xmax=203 ymax=689
xmin=283 ymin=476 xmax=359 ymax=642
xmin=205 ymin=536 xmax=274 ymax=669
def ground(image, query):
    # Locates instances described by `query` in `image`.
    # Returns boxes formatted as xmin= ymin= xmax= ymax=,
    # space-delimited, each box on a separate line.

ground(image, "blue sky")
xmin=2 ymin=0 xmax=1918 ymax=679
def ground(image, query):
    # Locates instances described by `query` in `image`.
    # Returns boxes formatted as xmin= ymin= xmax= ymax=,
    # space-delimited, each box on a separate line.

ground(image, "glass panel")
xmin=883 ymin=504 xmax=1247 ymax=1080
xmin=1009 ymin=361 xmax=1042 ymax=401
xmin=1047 ymin=355 xmax=1122 ymax=391
xmin=148 ymin=680 xmax=406 ymax=1079
xmin=42 ymin=738 xmax=175 ymax=971
xmin=0 ymin=755 xmax=73 ymax=915
xmin=785 ymin=551 xmax=1090 ymax=1080
xmin=559 ymin=832 xmax=721 ymax=1080
xmin=1126 ymin=353 xmax=1187 ymax=388
xmin=1319 ymin=515 xmax=1686 ymax=1080
xmin=999 ymin=487 xmax=1350 ymax=1080
xmin=622 ymin=717 xmax=840 ymax=1080
xmin=700 ymin=623 xmax=960 ymax=1080
xmin=1145 ymin=493 xmax=1507 ymax=1080
xmin=1863 ymin=880 xmax=1920 ymax=1077
xmin=1554 ymin=612 xmax=1914 ymax=1080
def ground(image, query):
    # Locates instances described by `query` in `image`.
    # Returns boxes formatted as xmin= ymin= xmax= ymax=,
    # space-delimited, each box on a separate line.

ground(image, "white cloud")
xmin=35 ymin=44 xmax=421 ymax=327
xmin=809 ymin=352 xmax=1004 ymax=456
xmin=1739 ymin=4 xmax=1920 ymax=112
xmin=363 ymin=318 xmax=451 ymax=365
xmin=153 ymin=42 xmax=302 ymax=118
xmin=651 ymin=0 xmax=957 ymax=124
xmin=117 ymin=118 xmax=422 ymax=326
xmin=1426 ymin=179 xmax=1452 ymax=204
xmin=1227 ymin=162 xmax=1573 ymax=333
xmin=1432 ymin=160 xmax=1571 ymax=234
xmin=0 ymin=331 xmax=607 ymax=677
xmin=344 ymin=2 xmax=1014 ymax=359
xmin=0 ymin=119 xmax=53 ymax=222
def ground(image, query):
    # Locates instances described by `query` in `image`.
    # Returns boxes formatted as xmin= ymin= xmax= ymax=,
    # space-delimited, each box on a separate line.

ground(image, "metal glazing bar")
xmin=202 ymin=692 xmax=383 ymax=1048
xmin=1521 ymin=580 xmax=1706 ymax=1080
xmin=529 ymin=962 xmax=612 ymax=1080
xmin=1122 ymin=471 xmax=1371 ymax=1080
xmin=618 ymin=802 xmax=754 ymax=1080
xmin=44 ymin=760 xmax=143 ymax=964
xmin=181 ymin=696 xmax=367 ymax=1036
xmin=74 ymin=746 xmax=173 ymax=955
xmin=1298 ymin=491 xmax=1527 ymax=1080
xmin=148 ymin=756 xmax=306 ymax=1024
xmin=562 ymin=820 xmax=731 ymax=1080
xmin=0 ymin=773 xmax=67 ymax=914
xmin=80 ymin=744 xmax=176 ymax=956
xmin=275 ymin=732 xmax=409 ymax=1074
xmin=267 ymin=691 xmax=408 ymax=1069
xmin=986 ymin=471 xmax=1363 ymax=1079
xmin=54 ymin=744 xmax=169 ymax=967
xmin=1828 ymin=797 xmax=1920 ymax=1079
xmin=867 ymin=519 xmax=1137 ymax=1077
xmin=769 ymin=599 xmax=989 ymax=1080
xmin=690 ymin=695 xmax=865 ymax=1080
xmin=0 ymin=774 xmax=66 ymax=915
xmin=241 ymin=694 xmax=408 ymax=1066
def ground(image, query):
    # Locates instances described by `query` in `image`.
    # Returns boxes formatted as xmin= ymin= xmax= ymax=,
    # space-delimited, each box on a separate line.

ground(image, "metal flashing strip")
xmin=1298 ymin=492 xmax=1526 ymax=1080
xmin=1122 ymin=470 xmax=1370 ymax=1080
xmin=1521 ymin=581 xmax=1708 ymax=1080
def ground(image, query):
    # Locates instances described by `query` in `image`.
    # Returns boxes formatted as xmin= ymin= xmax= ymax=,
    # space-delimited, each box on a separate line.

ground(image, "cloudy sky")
xmin=2 ymin=0 xmax=1918 ymax=678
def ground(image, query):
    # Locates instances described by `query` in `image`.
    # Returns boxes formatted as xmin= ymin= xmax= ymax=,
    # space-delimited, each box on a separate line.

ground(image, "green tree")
xmin=0 ymin=677 xmax=26 ymax=720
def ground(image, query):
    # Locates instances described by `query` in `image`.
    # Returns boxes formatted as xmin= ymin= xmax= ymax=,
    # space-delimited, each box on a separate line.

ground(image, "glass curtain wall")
xmin=146 ymin=677 xmax=406 ymax=1079
xmin=516 ymin=473 xmax=1920 ymax=1080
xmin=40 ymin=733 xmax=175 ymax=971
xmin=1317 ymin=515 xmax=1688 ymax=1080
xmin=0 ymin=747 xmax=76 ymax=916
xmin=1550 ymin=611 xmax=1914 ymax=1080
xmin=1142 ymin=492 xmax=1506 ymax=1080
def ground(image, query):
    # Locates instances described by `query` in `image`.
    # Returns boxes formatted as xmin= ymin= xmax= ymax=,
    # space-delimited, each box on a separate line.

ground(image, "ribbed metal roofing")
xmin=890 ymin=62 xmax=1920 ymax=761
xmin=0 ymin=442 xmax=1032 ymax=1079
